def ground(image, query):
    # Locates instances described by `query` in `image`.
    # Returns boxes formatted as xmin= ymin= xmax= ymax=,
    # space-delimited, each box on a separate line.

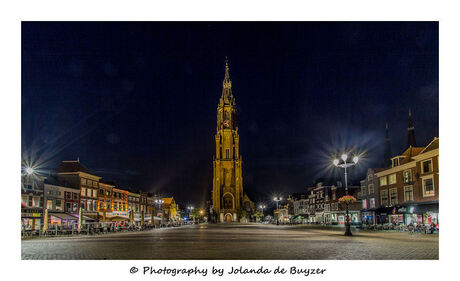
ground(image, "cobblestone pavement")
xmin=21 ymin=223 xmax=438 ymax=260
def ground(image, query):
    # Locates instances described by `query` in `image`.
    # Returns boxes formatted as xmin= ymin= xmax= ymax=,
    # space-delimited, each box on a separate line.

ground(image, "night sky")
xmin=22 ymin=22 xmax=438 ymax=209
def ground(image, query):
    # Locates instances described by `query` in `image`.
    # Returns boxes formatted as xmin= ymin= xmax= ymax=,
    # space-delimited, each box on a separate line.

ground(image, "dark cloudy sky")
xmin=22 ymin=22 xmax=438 ymax=208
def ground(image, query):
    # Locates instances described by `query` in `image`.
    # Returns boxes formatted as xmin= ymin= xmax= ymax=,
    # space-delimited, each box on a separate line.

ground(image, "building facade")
xmin=359 ymin=168 xmax=384 ymax=224
xmin=212 ymin=59 xmax=246 ymax=223
xmin=375 ymin=137 xmax=439 ymax=225
xmin=43 ymin=176 xmax=80 ymax=226
xmin=56 ymin=160 xmax=101 ymax=220
xmin=21 ymin=175 xmax=44 ymax=230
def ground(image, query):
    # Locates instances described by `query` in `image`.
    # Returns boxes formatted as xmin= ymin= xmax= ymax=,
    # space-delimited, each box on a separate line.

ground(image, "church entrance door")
xmin=225 ymin=214 xmax=232 ymax=223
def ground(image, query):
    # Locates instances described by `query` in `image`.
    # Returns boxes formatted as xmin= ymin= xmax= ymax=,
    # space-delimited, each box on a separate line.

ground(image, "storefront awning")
xmin=70 ymin=214 xmax=96 ymax=221
xmin=50 ymin=213 xmax=77 ymax=221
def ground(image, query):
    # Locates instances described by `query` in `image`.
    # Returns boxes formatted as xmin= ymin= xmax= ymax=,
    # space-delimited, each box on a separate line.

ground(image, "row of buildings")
xmin=21 ymin=160 xmax=179 ymax=230
xmin=283 ymin=112 xmax=439 ymax=227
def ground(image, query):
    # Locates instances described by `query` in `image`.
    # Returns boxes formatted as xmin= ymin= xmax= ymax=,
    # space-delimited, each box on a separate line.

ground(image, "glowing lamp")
xmin=25 ymin=167 xmax=34 ymax=175
xmin=333 ymin=159 xmax=339 ymax=166
xmin=341 ymin=154 xmax=348 ymax=161
xmin=353 ymin=156 xmax=359 ymax=164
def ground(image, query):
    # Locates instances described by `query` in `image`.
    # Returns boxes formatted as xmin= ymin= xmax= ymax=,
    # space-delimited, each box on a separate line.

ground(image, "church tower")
xmin=383 ymin=123 xmax=392 ymax=168
xmin=212 ymin=58 xmax=244 ymax=223
xmin=407 ymin=108 xmax=417 ymax=147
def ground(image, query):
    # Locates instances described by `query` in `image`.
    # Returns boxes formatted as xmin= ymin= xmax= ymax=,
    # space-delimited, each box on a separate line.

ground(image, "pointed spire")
xmin=221 ymin=57 xmax=234 ymax=104
xmin=383 ymin=123 xmax=392 ymax=167
xmin=223 ymin=56 xmax=232 ymax=89
xmin=407 ymin=108 xmax=416 ymax=147
xmin=224 ymin=56 xmax=230 ymax=81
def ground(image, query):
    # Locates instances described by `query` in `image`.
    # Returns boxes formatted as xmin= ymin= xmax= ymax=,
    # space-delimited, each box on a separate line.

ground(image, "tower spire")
xmin=407 ymin=108 xmax=416 ymax=147
xmin=383 ymin=123 xmax=392 ymax=167
xmin=221 ymin=57 xmax=233 ymax=103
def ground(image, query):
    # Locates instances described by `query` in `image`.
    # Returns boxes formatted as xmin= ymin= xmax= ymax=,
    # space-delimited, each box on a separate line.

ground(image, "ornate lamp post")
xmin=273 ymin=197 xmax=282 ymax=225
xmin=333 ymin=154 xmax=359 ymax=236
xmin=155 ymin=199 xmax=164 ymax=227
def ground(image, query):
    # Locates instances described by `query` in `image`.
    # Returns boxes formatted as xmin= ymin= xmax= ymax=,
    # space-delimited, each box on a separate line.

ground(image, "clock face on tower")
xmin=223 ymin=120 xmax=230 ymax=128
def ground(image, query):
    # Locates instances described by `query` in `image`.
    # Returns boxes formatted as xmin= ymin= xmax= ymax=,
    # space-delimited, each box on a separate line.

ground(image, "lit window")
xmin=403 ymin=170 xmax=412 ymax=184
xmin=423 ymin=178 xmax=435 ymax=197
xmin=379 ymin=176 xmax=387 ymax=186
xmin=33 ymin=196 xmax=41 ymax=207
xmin=21 ymin=195 xmax=29 ymax=206
xmin=46 ymin=200 xmax=53 ymax=209
xmin=389 ymin=188 xmax=398 ymax=205
xmin=380 ymin=190 xmax=388 ymax=206
xmin=362 ymin=199 xmax=367 ymax=209
xmin=388 ymin=174 xmax=396 ymax=185
xmin=404 ymin=186 xmax=414 ymax=201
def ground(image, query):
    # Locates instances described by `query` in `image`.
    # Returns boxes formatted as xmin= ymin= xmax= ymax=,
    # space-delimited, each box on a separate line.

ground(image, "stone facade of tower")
xmin=212 ymin=60 xmax=244 ymax=223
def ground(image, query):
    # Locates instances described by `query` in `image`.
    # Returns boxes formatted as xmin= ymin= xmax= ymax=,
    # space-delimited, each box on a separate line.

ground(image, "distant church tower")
xmin=383 ymin=123 xmax=392 ymax=167
xmin=212 ymin=58 xmax=244 ymax=223
xmin=407 ymin=108 xmax=417 ymax=147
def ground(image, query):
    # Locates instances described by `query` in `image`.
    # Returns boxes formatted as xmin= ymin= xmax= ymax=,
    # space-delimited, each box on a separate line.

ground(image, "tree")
xmin=253 ymin=210 xmax=264 ymax=221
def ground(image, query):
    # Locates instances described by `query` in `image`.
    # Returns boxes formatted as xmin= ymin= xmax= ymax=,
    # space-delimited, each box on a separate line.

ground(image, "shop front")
xmin=335 ymin=211 xmax=360 ymax=224
xmin=415 ymin=203 xmax=439 ymax=226
xmin=362 ymin=211 xmax=375 ymax=224
xmin=392 ymin=203 xmax=438 ymax=226
xmin=388 ymin=214 xmax=404 ymax=224
xmin=21 ymin=208 xmax=43 ymax=230
xmin=49 ymin=212 xmax=78 ymax=227
xmin=105 ymin=211 xmax=129 ymax=226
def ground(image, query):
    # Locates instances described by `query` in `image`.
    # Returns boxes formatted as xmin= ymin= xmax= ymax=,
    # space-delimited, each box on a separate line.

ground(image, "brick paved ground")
xmin=21 ymin=223 xmax=438 ymax=260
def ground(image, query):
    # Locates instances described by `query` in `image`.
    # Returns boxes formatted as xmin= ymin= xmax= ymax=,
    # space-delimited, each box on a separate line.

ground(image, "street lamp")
xmin=188 ymin=206 xmax=195 ymax=223
xmin=333 ymin=153 xmax=359 ymax=236
xmin=259 ymin=205 xmax=266 ymax=223
xmin=154 ymin=199 xmax=164 ymax=227
xmin=273 ymin=197 xmax=282 ymax=225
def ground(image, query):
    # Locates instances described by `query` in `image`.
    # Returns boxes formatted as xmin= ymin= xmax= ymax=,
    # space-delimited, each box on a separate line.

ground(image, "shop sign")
xmin=106 ymin=211 xmax=129 ymax=218
xmin=398 ymin=207 xmax=407 ymax=213
xmin=21 ymin=212 xmax=41 ymax=217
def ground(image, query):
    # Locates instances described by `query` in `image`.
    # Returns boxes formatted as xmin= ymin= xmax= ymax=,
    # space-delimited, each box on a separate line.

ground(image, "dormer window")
xmin=391 ymin=156 xmax=407 ymax=167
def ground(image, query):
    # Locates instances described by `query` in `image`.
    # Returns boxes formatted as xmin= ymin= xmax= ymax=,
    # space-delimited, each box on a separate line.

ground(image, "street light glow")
xmin=341 ymin=154 xmax=348 ymax=161
xmin=25 ymin=167 xmax=34 ymax=175
xmin=333 ymin=159 xmax=339 ymax=166
xmin=353 ymin=156 xmax=359 ymax=164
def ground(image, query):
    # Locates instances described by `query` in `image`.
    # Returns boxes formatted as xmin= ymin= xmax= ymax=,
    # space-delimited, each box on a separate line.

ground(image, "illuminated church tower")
xmin=212 ymin=58 xmax=244 ymax=222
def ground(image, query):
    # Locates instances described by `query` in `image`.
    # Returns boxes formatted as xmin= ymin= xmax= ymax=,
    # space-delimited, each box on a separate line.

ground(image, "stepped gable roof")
xmin=57 ymin=160 xmax=93 ymax=175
